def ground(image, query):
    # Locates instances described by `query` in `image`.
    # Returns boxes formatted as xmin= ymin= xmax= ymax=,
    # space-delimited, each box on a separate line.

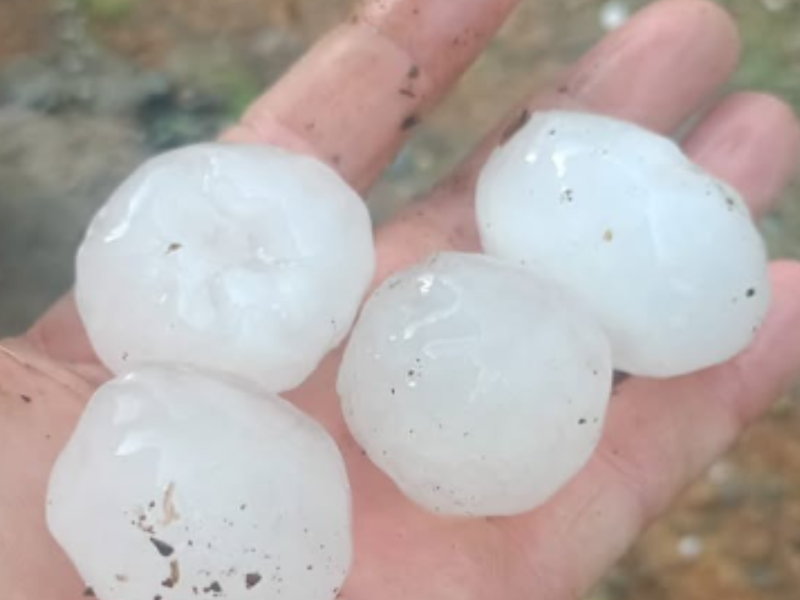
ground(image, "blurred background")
xmin=1 ymin=0 xmax=799 ymax=597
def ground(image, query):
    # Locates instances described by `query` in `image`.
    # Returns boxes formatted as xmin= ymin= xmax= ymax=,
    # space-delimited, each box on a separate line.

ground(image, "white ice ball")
xmin=76 ymin=143 xmax=375 ymax=392
xmin=477 ymin=110 xmax=770 ymax=377
xmin=47 ymin=366 xmax=352 ymax=600
xmin=338 ymin=252 xmax=612 ymax=517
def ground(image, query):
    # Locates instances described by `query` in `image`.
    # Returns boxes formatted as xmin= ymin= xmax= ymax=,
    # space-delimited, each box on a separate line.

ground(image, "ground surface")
xmin=1 ymin=1 xmax=800 ymax=598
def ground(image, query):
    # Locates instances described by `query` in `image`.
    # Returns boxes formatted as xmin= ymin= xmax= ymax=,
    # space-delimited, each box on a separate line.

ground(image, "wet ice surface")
xmin=76 ymin=143 xmax=375 ymax=392
xmin=339 ymin=252 xmax=612 ymax=517
xmin=47 ymin=366 xmax=352 ymax=600
xmin=478 ymin=111 xmax=771 ymax=377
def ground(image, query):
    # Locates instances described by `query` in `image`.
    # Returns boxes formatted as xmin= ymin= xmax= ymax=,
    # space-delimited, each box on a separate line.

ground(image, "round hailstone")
xmin=338 ymin=252 xmax=612 ymax=517
xmin=477 ymin=110 xmax=770 ymax=377
xmin=76 ymin=143 xmax=375 ymax=392
xmin=47 ymin=366 xmax=352 ymax=600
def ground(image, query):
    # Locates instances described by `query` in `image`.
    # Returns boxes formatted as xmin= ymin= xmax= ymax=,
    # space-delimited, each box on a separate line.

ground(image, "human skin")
xmin=4 ymin=1 xmax=800 ymax=599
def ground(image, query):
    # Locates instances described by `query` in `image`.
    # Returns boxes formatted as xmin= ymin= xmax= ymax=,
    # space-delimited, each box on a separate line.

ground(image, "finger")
xmin=375 ymin=0 xmax=743 ymax=279
xmin=496 ymin=261 xmax=800 ymax=600
xmin=223 ymin=0 xmax=521 ymax=191
xmin=683 ymin=92 xmax=800 ymax=218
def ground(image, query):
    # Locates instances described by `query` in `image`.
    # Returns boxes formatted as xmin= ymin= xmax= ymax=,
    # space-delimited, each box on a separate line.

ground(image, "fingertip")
xmin=657 ymin=0 xmax=741 ymax=59
xmin=758 ymin=93 xmax=800 ymax=198
xmin=684 ymin=92 xmax=800 ymax=217
xmin=556 ymin=0 xmax=741 ymax=132
xmin=635 ymin=0 xmax=741 ymax=51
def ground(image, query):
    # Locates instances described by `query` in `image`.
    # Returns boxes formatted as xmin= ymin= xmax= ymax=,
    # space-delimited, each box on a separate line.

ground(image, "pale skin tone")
xmin=2 ymin=0 xmax=800 ymax=598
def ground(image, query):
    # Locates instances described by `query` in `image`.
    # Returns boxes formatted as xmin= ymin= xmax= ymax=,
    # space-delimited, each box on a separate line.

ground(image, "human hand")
xmin=4 ymin=1 xmax=800 ymax=599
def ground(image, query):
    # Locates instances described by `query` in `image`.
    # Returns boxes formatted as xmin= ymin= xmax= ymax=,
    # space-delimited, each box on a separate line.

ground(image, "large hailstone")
xmin=338 ymin=252 xmax=613 ymax=517
xmin=477 ymin=110 xmax=770 ymax=377
xmin=76 ymin=143 xmax=375 ymax=392
xmin=47 ymin=366 xmax=352 ymax=600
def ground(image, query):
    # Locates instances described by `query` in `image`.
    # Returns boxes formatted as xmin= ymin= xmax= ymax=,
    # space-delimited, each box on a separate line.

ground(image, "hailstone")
xmin=338 ymin=252 xmax=613 ymax=517
xmin=477 ymin=110 xmax=770 ymax=377
xmin=76 ymin=143 xmax=375 ymax=392
xmin=47 ymin=366 xmax=352 ymax=600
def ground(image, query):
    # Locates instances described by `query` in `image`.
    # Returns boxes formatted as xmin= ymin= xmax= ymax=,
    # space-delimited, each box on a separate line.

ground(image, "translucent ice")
xmin=478 ymin=111 xmax=770 ymax=377
xmin=76 ymin=143 xmax=375 ymax=391
xmin=47 ymin=366 xmax=352 ymax=600
xmin=338 ymin=252 xmax=612 ymax=517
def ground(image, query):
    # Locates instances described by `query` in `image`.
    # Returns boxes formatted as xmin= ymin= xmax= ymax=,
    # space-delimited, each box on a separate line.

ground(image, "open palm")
xmin=4 ymin=1 xmax=800 ymax=599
